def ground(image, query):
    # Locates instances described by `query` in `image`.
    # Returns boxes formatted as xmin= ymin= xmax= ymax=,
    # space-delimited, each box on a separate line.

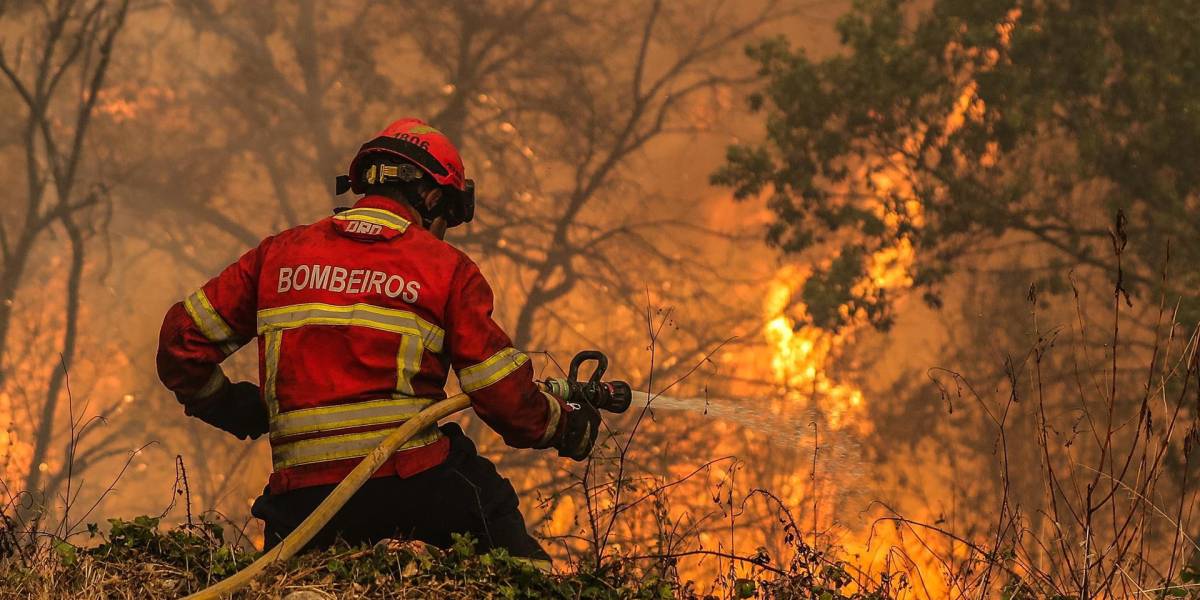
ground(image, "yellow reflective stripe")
xmin=334 ymin=214 xmax=406 ymax=232
xmin=457 ymin=347 xmax=529 ymax=393
xmin=396 ymin=334 xmax=422 ymax=396
xmin=258 ymin=303 xmax=444 ymax=437
xmin=263 ymin=330 xmax=282 ymax=419
xmin=184 ymin=289 xmax=233 ymax=339
xmin=535 ymin=391 xmax=562 ymax=447
xmin=333 ymin=208 xmax=410 ymax=232
xmin=270 ymin=396 xmax=435 ymax=439
xmin=192 ymin=367 xmax=229 ymax=400
xmin=184 ymin=289 xmax=240 ymax=354
xmin=335 ymin=207 xmax=410 ymax=229
xmin=420 ymin=325 xmax=443 ymax=354
xmin=271 ymin=424 xmax=442 ymax=469
xmin=256 ymin=303 xmax=444 ymax=352
xmin=258 ymin=303 xmax=419 ymax=336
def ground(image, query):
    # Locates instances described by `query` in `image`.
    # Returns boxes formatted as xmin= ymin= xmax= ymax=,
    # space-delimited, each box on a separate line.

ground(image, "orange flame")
xmin=762 ymin=163 xmax=922 ymax=430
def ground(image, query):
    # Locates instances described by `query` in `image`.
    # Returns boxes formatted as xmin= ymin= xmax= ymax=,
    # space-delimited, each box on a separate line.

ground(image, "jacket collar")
xmin=330 ymin=195 xmax=413 ymax=238
xmin=350 ymin=195 xmax=422 ymax=229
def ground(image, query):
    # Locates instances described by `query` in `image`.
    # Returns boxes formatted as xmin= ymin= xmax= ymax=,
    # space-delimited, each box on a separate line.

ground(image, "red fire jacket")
xmin=157 ymin=196 xmax=564 ymax=493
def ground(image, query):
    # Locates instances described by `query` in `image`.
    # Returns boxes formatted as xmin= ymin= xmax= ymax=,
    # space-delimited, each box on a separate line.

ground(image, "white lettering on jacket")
xmin=277 ymin=265 xmax=421 ymax=303
xmin=344 ymin=221 xmax=383 ymax=236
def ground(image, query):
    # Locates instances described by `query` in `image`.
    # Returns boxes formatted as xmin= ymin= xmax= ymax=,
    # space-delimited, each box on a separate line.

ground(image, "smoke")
xmin=1 ymin=1 xmax=1194 ymax=596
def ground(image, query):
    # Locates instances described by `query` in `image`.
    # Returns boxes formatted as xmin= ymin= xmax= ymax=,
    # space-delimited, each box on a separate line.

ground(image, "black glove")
xmin=541 ymin=378 xmax=601 ymax=461
xmin=555 ymin=401 xmax=600 ymax=461
xmin=182 ymin=381 xmax=270 ymax=441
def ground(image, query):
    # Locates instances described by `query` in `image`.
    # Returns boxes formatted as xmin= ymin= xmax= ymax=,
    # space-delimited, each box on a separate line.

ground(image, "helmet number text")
xmin=396 ymin=133 xmax=430 ymax=151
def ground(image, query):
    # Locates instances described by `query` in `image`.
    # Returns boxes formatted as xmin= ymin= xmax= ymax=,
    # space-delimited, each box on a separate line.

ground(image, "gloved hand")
xmin=540 ymin=378 xmax=600 ymax=461
xmin=182 ymin=380 xmax=270 ymax=441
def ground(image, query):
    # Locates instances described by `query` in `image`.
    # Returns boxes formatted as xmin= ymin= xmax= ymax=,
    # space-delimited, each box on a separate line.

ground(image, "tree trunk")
xmin=22 ymin=218 xmax=86 ymax=508
xmin=0 ymin=231 xmax=38 ymax=388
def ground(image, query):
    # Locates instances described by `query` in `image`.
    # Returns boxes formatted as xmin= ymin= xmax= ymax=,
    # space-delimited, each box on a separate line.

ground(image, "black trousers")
xmin=251 ymin=424 xmax=549 ymax=560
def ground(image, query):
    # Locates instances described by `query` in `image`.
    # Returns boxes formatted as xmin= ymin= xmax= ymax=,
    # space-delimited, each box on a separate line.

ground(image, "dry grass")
xmin=0 ymin=519 xmax=674 ymax=599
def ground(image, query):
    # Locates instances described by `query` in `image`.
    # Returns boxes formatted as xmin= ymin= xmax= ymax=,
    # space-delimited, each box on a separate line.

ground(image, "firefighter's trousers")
xmin=251 ymin=423 xmax=549 ymax=560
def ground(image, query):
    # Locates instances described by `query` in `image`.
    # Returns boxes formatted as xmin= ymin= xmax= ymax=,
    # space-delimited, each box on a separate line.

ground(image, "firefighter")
xmin=156 ymin=118 xmax=599 ymax=562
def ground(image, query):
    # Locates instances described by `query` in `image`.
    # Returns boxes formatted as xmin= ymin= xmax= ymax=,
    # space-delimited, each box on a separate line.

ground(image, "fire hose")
xmin=182 ymin=351 xmax=630 ymax=600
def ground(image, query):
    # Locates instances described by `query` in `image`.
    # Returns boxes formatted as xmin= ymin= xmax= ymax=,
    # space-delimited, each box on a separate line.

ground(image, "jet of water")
xmin=627 ymin=390 xmax=818 ymax=449
xmin=623 ymin=391 xmax=869 ymax=510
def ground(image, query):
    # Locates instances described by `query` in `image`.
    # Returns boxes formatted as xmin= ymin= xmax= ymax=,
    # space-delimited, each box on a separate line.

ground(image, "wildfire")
xmin=749 ymin=62 xmax=1018 ymax=594
xmin=762 ymin=164 xmax=922 ymax=430
xmin=763 ymin=269 xmax=863 ymax=429
xmin=752 ymin=180 xmax=962 ymax=595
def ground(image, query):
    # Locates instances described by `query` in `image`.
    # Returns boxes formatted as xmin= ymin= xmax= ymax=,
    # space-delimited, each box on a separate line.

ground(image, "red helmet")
xmin=345 ymin=118 xmax=466 ymax=193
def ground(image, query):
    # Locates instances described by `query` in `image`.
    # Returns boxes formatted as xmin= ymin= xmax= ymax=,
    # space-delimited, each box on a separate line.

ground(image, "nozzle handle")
xmin=569 ymin=350 xmax=608 ymax=384
xmin=566 ymin=350 xmax=630 ymax=414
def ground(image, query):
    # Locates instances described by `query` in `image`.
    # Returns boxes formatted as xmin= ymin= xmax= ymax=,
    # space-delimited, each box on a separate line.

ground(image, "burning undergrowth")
xmin=3 ymin=214 xmax=1199 ymax=599
xmin=0 ymin=513 xmax=888 ymax=599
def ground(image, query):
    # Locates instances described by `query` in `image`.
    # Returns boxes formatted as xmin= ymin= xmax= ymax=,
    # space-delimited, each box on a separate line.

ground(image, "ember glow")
xmin=0 ymin=392 xmax=29 ymax=486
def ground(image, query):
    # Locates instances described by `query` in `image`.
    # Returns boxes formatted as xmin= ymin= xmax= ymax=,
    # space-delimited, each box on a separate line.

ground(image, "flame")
xmin=746 ymin=41 xmax=1038 ymax=590
xmin=0 ymin=392 xmax=32 ymax=486
xmin=763 ymin=271 xmax=858 ymax=429
xmin=759 ymin=8 xmax=1012 ymax=426
xmin=751 ymin=177 xmax=946 ymax=595
xmin=762 ymin=164 xmax=922 ymax=430
xmin=96 ymin=85 xmax=175 ymax=122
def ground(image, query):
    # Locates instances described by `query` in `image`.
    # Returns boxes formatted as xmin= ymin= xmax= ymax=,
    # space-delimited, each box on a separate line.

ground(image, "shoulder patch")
xmin=331 ymin=207 xmax=409 ymax=241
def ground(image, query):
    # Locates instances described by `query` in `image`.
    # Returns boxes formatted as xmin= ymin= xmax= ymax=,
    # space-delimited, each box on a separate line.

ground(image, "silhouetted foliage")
xmin=716 ymin=0 xmax=1200 ymax=330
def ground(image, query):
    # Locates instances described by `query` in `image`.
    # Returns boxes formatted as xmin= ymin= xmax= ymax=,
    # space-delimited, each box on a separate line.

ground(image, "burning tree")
xmin=715 ymin=0 xmax=1200 ymax=330
xmin=718 ymin=0 xmax=1200 ymax=594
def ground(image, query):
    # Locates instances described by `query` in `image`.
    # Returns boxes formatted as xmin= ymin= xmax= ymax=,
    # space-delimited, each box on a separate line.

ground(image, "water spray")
xmin=628 ymin=390 xmax=824 ymax=449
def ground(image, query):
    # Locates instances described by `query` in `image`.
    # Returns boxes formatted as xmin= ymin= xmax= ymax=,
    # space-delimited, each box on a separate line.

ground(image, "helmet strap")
xmin=412 ymin=188 xmax=445 ymax=230
xmin=364 ymin=162 xmax=424 ymax=186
